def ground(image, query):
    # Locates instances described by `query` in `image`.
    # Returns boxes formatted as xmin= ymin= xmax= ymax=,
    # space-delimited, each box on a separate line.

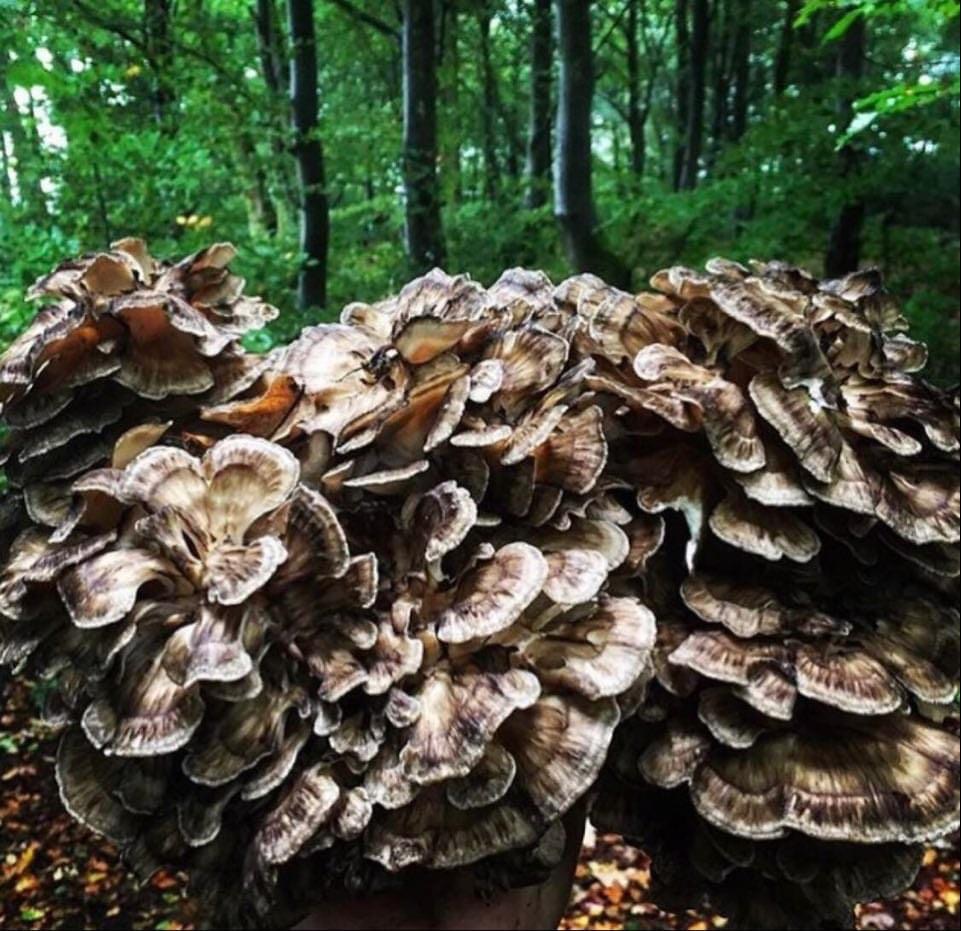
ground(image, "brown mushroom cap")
xmin=401 ymin=667 xmax=540 ymax=783
xmin=709 ymin=491 xmax=821 ymax=563
xmin=522 ymin=596 xmax=655 ymax=699
xmin=501 ymin=692 xmax=621 ymax=819
xmin=435 ymin=542 xmax=547 ymax=643
xmin=690 ymin=715 xmax=960 ymax=843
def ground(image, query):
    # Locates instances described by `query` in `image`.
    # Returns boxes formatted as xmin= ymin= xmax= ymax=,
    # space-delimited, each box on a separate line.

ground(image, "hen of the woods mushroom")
xmin=0 ymin=240 xmax=957 ymax=929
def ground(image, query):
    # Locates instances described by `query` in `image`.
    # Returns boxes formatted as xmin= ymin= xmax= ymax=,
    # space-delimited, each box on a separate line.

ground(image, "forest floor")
xmin=1 ymin=677 xmax=958 ymax=931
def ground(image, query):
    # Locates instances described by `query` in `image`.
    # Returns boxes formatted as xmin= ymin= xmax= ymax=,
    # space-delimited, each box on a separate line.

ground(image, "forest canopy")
xmin=0 ymin=0 xmax=958 ymax=382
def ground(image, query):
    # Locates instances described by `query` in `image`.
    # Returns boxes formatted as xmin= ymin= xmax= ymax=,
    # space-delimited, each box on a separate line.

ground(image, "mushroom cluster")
xmin=592 ymin=260 xmax=960 ymax=928
xmin=0 ymin=243 xmax=957 ymax=929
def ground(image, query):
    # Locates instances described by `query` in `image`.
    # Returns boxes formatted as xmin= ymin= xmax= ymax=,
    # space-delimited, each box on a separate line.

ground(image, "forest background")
xmin=0 ymin=0 xmax=958 ymax=378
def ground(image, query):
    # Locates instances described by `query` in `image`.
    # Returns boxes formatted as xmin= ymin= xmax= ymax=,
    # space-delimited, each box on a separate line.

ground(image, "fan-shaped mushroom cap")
xmin=435 ymin=542 xmax=547 ymax=643
xmin=407 ymin=481 xmax=477 ymax=563
xmin=691 ymin=715 xmax=960 ymax=843
xmin=255 ymin=764 xmax=341 ymax=865
xmin=540 ymin=547 xmax=609 ymax=604
xmin=876 ymin=461 xmax=960 ymax=546
xmin=202 ymin=435 xmax=300 ymax=541
xmin=523 ymin=597 xmax=655 ymax=699
xmin=84 ymin=640 xmax=204 ymax=757
xmin=363 ymin=606 xmax=425 ymax=695
xmin=56 ymin=728 xmax=139 ymax=844
xmin=633 ymin=345 xmax=764 ymax=472
xmin=707 ymin=278 xmax=836 ymax=403
xmin=748 ymin=374 xmax=842 ymax=482
xmin=733 ymin=439 xmax=813 ymax=508
xmin=365 ymin=788 xmax=541 ymax=871
xmin=446 ymin=743 xmax=517 ymax=810
xmin=483 ymin=326 xmax=569 ymax=410
xmin=182 ymin=686 xmax=303 ymax=786
xmin=162 ymin=603 xmax=260 ymax=687
xmin=281 ymin=324 xmax=378 ymax=395
xmin=710 ymin=491 xmax=820 ymax=563
xmin=532 ymin=405 xmax=608 ymax=494
xmin=680 ymin=574 xmax=842 ymax=638
xmin=532 ymin=517 xmax=630 ymax=572
xmin=639 ymin=720 xmax=712 ymax=788
xmin=401 ymin=667 xmax=540 ymax=783
xmin=501 ymin=693 xmax=620 ymax=819
xmin=697 ymin=687 xmax=777 ymax=748
xmin=58 ymin=548 xmax=183 ymax=629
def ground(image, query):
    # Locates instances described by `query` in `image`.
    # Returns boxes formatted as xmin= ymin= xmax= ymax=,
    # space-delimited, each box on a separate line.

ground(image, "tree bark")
xmin=773 ymin=0 xmax=798 ymax=94
xmin=678 ymin=0 xmax=708 ymax=189
xmin=553 ymin=0 xmax=629 ymax=285
xmin=730 ymin=0 xmax=751 ymax=140
xmin=287 ymin=0 xmax=329 ymax=309
xmin=402 ymin=0 xmax=444 ymax=271
xmin=825 ymin=14 xmax=866 ymax=277
xmin=255 ymin=0 xmax=289 ymax=95
xmin=477 ymin=8 xmax=500 ymax=201
xmin=525 ymin=0 xmax=552 ymax=207
xmin=144 ymin=0 xmax=175 ymax=124
xmin=708 ymin=0 xmax=732 ymax=162
xmin=672 ymin=0 xmax=689 ymax=190
xmin=624 ymin=0 xmax=647 ymax=177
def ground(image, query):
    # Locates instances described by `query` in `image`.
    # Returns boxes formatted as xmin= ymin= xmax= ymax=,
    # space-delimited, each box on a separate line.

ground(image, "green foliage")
xmin=0 ymin=0 xmax=957 ymax=382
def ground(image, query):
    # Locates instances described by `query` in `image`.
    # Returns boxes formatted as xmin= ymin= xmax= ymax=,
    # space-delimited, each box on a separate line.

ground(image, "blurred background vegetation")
xmin=0 ymin=0 xmax=958 ymax=381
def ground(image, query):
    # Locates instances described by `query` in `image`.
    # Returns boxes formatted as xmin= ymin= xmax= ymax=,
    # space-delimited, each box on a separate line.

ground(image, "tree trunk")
xmin=255 ymin=0 xmax=288 ymax=95
xmin=825 ymin=14 xmax=866 ymax=277
xmin=440 ymin=5 xmax=463 ymax=205
xmin=402 ymin=0 xmax=444 ymax=271
xmin=708 ymin=0 xmax=732 ymax=163
xmin=0 ymin=131 xmax=11 ymax=204
xmin=773 ymin=0 xmax=798 ymax=94
xmin=477 ymin=8 xmax=500 ymax=201
xmin=254 ymin=0 xmax=298 ymax=230
xmin=624 ymin=0 xmax=646 ymax=177
xmin=287 ymin=0 xmax=329 ymax=309
xmin=554 ymin=0 xmax=629 ymax=286
xmin=525 ymin=0 xmax=552 ymax=207
xmin=672 ymin=0 xmax=689 ymax=190
xmin=730 ymin=0 xmax=751 ymax=140
xmin=144 ymin=0 xmax=175 ymax=124
xmin=678 ymin=0 xmax=708 ymax=189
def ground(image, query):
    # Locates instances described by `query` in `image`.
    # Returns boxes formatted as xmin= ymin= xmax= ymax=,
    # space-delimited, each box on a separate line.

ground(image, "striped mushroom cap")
xmin=1 ymin=247 xmax=957 ymax=929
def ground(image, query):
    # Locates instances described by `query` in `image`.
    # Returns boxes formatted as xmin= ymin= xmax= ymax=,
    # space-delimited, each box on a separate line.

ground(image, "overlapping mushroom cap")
xmin=589 ymin=258 xmax=960 ymax=928
xmin=0 ymin=240 xmax=276 ymax=540
xmin=1 ymin=244 xmax=958 ymax=929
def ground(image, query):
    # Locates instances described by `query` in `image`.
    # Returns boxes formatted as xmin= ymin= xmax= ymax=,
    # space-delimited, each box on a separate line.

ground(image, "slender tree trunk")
xmin=526 ymin=0 xmax=553 ymax=207
xmin=477 ymin=8 xmax=500 ymax=201
xmin=287 ymin=0 xmax=329 ymax=309
xmin=773 ymin=0 xmax=798 ymax=94
xmin=679 ymin=0 xmax=708 ymax=189
xmin=255 ymin=0 xmax=289 ymax=95
xmin=0 ymin=131 xmax=11 ymax=204
xmin=825 ymin=15 xmax=866 ymax=276
xmin=554 ymin=0 xmax=629 ymax=285
xmin=624 ymin=0 xmax=647 ymax=177
xmin=440 ymin=6 xmax=463 ymax=205
xmin=254 ymin=0 xmax=297 ymax=230
xmin=672 ymin=0 xmax=689 ymax=190
xmin=402 ymin=0 xmax=444 ymax=271
xmin=708 ymin=0 xmax=732 ymax=163
xmin=730 ymin=0 xmax=751 ymax=140
xmin=144 ymin=0 xmax=175 ymax=124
